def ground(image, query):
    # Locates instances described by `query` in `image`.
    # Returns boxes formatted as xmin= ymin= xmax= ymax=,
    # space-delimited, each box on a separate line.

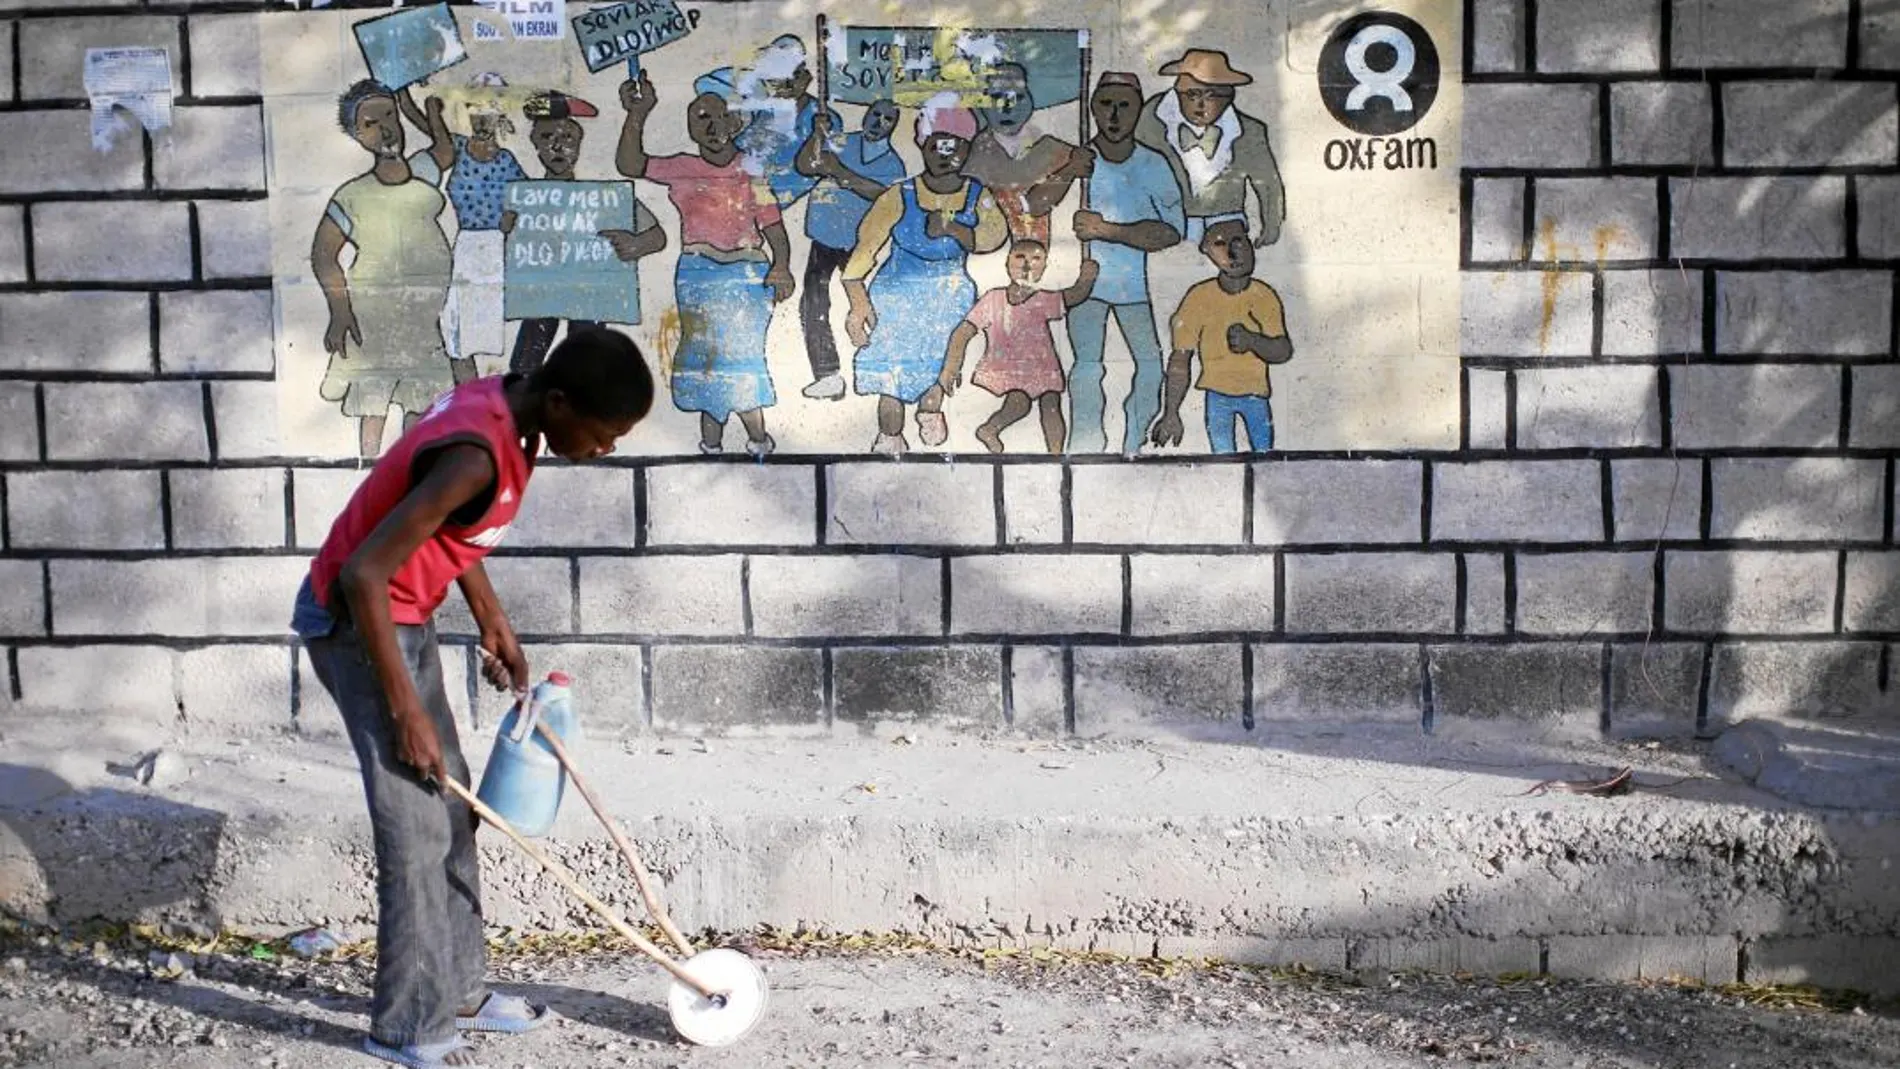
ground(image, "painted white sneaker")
xmin=745 ymin=434 xmax=777 ymax=459
xmin=802 ymin=373 xmax=846 ymax=400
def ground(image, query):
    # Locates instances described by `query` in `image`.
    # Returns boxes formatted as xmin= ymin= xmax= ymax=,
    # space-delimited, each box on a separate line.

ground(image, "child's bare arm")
xmin=1062 ymin=259 xmax=1099 ymax=308
xmin=1227 ymin=323 xmax=1294 ymax=365
xmin=457 ymin=563 xmax=527 ymax=694
xmin=939 ymin=321 xmax=980 ymax=395
xmin=340 ymin=444 xmax=495 ymax=783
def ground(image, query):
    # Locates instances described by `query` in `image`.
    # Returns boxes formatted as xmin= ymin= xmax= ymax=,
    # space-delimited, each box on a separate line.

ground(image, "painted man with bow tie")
xmin=1134 ymin=49 xmax=1285 ymax=248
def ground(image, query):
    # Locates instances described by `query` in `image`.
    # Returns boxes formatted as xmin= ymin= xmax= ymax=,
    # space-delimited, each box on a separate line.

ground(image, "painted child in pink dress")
xmin=939 ymin=239 xmax=1097 ymax=454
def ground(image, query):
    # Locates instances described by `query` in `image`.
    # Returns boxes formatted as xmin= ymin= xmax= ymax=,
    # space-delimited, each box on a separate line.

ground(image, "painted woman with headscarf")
xmin=312 ymin=79 xmax=457 ymax=459
xmin=615 ymin=69 xmax=795 ymax=458
xmin=841 ymin=94 xmax=1007 ymax=455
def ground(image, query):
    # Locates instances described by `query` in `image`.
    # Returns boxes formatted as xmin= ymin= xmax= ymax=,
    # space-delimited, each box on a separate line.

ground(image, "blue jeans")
xmin=1204 ymin=390 xmax=1274 ymax=453
xmin=294 ymin=579 xmax=486 ymax=1047
xmin=1066 ymin=299 xmax=1164 ymax=454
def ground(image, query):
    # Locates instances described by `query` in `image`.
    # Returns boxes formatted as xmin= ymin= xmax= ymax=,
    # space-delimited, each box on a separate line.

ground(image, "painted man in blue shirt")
xmin=792 ymin=99 xmax=905 ymax=401
xmin=1067 ymin=71 xmax=1187 ymax=454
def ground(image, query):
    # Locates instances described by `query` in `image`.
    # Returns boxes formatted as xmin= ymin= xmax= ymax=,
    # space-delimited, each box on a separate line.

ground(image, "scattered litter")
xmin=106 ymin=750 xmax=183 ymax=788
xmin=892 ymin=735 xmax=916 ymax=746
xmin=146 ymin=951 xmax=191 ymax=979
xmin=1039 ymin=761 xmax=1072 ymax=771
xmin=856 ymin=783 xmax=879 ymax=795
xmin=692 ymin=738 xmax=711 ymax=754
xmin=248 ymin=944 xmax=277 ymax=962
xmin=286 ymin=928 xmax=344 ymax=959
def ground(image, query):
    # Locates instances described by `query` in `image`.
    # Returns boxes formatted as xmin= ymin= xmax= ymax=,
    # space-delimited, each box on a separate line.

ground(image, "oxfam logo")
xmin=1318 ymin=12 xmax=1440 ymax=136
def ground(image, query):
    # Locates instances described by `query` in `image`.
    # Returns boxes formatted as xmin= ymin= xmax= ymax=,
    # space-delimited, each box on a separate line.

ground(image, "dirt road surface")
xmin=0 ymin=931 xmax=1895 ymax=1069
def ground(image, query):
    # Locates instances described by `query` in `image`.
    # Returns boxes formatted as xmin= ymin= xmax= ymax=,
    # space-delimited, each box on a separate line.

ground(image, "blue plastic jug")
xmin=475 ymin=671 xmax=579 ymax=838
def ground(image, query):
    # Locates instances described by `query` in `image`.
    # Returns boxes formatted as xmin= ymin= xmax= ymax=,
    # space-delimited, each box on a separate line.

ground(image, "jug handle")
xmin=507 ymin=693 xmax=543 ymax=745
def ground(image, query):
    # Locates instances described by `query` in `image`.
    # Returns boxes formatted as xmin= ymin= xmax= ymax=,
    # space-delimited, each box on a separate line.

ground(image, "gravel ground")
xmin=0 ymin=928 xmax=1895 ymax=1069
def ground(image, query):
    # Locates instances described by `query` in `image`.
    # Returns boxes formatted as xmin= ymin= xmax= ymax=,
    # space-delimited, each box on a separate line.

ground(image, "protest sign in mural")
xmin=573 ymin=0 xmax=701 ymax=73
xmin=824 ymin=27 xmax=1086 ymax=109
xmin=352 ymin=4 xmax=468 ymax=91
xmin=503 ymin=180 xmax=643 ymax=323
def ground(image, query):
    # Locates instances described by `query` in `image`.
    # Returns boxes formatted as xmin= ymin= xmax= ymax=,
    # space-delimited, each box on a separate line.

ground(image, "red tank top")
xmin=309 ymin=377 xmax=537 ymax=625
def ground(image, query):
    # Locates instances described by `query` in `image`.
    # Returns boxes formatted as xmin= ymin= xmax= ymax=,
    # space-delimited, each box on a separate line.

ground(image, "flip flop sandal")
xmin=457 ymin=992 xmax=557 ymax=1035
xmin=363 ymin=1037 xmax=489 ymax=1069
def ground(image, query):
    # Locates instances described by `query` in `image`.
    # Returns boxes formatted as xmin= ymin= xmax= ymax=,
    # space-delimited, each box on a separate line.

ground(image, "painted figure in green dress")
xmin=312 ymin=79 xmax=461 ymax=459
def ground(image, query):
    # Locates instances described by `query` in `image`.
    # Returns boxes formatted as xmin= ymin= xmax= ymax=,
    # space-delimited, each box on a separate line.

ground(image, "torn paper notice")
xmin=84 ymin=47 xmax=173 ymax=152
xmin=474 ymin=0 xmax=565 ymax=42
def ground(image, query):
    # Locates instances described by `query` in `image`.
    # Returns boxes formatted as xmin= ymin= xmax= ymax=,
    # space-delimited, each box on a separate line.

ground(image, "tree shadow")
xmin=1 ymin=937 xmax=367 ymax=1057
xmin=0 ymin=765 xmax=230 ymax=933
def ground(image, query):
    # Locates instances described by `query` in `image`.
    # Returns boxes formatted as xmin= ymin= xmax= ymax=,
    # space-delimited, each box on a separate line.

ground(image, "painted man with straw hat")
xmin=1135 ymin=48 xmax=1286 ymax=248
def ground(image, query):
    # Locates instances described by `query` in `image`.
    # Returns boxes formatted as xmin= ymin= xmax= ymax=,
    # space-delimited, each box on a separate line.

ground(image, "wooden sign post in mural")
xmin=502 ymin=180 xmax=643 ymax=324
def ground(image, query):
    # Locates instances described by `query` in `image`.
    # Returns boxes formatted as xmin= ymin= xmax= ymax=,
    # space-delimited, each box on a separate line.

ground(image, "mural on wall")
xmin=264 ymin=1 xmax=1462 ymax=458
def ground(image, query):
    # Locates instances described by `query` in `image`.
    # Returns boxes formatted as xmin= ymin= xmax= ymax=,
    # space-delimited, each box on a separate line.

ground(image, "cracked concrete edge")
xmin=5 ymin=804 xmax=1898 ymax=994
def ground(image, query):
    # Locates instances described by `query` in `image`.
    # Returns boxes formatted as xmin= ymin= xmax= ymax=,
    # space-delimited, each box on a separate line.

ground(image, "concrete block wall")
xmin=1450 ymin=0 xmax=1900 ymax=735
xmin=0 ymin=0 xmax=1895 ymax=742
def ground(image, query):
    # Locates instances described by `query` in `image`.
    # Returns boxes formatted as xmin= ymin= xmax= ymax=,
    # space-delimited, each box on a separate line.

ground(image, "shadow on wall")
xmin=0 ymin=765 xmax=229 ymax=934
xmin=1465 ymin=0 xmax=1900 ymax=745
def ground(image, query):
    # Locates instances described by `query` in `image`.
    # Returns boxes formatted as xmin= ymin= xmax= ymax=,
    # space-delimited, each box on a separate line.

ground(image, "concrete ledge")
xmin=2 ymin=728 xmax=1897 ymax=993
xmin=1747 ymin=935 xmax=1900 ymax=992
xmin=1547 ymin=935 xmax=1738 ymax=984
xmin=1350 ymin=937 xmax=1542 ymax=977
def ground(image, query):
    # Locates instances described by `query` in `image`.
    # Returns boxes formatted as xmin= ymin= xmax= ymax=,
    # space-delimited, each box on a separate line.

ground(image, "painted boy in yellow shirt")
xmin=1151 ymin=219 xmax=1294 ymax=453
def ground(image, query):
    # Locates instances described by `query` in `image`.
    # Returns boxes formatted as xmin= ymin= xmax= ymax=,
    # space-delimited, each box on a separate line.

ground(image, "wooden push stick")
xmin=438 ymin=777 xmax=720 ymax=1000
xmin=532 ymin=721 xmax=696 ymax=959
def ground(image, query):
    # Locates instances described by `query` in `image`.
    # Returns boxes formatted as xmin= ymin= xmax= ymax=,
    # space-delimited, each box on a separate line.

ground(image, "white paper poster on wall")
xmin=476 ymin=0 xmax=566 ymax=42
xmin=84 ymin=46 xmax=173 ymax=151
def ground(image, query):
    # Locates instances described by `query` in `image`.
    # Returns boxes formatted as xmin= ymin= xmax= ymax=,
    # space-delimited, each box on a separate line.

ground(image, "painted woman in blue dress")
xmin=615 ymin=69 xmax=797 ymax=457
xmin=841 ymin=95 xmax=1008 ymax=456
